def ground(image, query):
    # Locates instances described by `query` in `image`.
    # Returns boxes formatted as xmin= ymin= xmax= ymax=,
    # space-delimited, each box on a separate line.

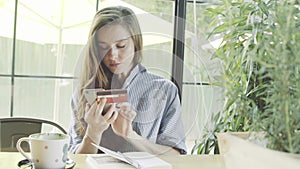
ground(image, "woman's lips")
xmin=109 ymin=63 xmax=120 ymax=67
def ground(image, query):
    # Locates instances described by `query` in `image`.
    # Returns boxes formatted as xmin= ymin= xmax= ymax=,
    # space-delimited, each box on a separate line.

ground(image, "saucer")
xmin=18 ymin=158 xmax=76 ymax=169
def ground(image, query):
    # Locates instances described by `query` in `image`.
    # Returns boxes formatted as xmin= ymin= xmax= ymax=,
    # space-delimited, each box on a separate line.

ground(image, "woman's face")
xmin=96 ymin=24 xmax=135 ymax=77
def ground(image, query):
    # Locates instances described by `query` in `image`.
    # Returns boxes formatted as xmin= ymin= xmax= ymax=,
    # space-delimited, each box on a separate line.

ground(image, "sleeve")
xmin=156 ymin=83 xmax=187 ymax=154
xmin=68 ymin=92 xmax=84 ymax=154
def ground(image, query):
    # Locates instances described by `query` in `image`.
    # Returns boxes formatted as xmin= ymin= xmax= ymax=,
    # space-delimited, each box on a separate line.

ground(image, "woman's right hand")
xmin=84 ymin=98 xmax=118 ymax=143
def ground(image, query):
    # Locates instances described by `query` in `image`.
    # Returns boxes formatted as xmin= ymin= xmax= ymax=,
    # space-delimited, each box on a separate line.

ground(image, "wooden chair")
xmin=0 ymin=117 xmax=67 ymax=152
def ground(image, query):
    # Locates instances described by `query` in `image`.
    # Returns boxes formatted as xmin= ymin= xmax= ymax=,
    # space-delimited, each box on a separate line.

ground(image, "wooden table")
xmin=0 ymin=152 xmax=225 ymax=169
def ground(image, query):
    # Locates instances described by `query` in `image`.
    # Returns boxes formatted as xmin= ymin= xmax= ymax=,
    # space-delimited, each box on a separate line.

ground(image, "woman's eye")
xmin=117 ymin=44 xmax=126 ymax=48
xmin=117 ymin=40 xmax=128 ymax=48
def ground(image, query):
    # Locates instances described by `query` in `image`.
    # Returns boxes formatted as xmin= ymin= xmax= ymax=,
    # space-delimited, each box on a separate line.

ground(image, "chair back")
xmin=0 ymin=117 xmax=67 ymax=152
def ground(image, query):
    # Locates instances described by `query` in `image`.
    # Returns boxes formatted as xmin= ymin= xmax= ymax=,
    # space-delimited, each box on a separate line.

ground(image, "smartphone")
xmin=83 ymin=88 xmax=128 ymax=115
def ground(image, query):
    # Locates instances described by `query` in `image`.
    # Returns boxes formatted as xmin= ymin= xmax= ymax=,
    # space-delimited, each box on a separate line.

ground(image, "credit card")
xmin=96 ymin=89 xmax=128 ymax=104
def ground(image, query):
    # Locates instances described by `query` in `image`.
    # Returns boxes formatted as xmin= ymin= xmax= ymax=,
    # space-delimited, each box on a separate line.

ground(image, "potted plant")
xmin=192 ymin=0 xmax=300 ymax=165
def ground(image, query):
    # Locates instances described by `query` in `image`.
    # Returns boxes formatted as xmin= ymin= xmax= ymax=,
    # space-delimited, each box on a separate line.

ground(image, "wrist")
xmin=125 ymin=130 xmax=141 ymax=140
xmin=85 ymin=126 xmax=104 ymax=144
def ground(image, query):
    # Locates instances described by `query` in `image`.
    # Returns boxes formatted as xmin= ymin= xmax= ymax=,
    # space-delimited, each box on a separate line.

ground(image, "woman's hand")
xmin=84 ymin=98 xmax=118 ymax=143
xmin=111 ymin=102 xmax=136 ymax=138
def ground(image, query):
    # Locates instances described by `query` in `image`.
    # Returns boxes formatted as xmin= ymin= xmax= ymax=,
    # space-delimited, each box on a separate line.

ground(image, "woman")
xmin=69 ymin=6 xmax=186 ymax=155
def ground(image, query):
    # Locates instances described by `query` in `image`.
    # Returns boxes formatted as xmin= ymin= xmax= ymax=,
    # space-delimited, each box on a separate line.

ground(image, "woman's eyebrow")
xmin=97 ymin=37 xmax=130 ymax=44
xmin=115 ymin=37 xmax=130 ymax=43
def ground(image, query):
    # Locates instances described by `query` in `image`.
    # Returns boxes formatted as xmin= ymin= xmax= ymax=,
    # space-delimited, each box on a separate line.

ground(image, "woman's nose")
xmin=107 ymin=46 xmax=118 ymax=59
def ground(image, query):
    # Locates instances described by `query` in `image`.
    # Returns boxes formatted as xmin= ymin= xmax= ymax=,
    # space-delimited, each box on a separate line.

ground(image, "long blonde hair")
xmin=75 ymin=6 xmax=143 ymax=136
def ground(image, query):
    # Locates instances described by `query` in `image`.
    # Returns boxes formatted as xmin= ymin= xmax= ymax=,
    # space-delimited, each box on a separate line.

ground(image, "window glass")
xmin=14 ymin=78 xmax=55 ymax=119
xmin=182 ymin=85 xmax=223 ymax=142
xmin=0 ymin=0 xmax=14 ymax=74
xmin=184 ymin=2 xmax=220 ymax=83
xmin=14 ymin=0 xmax=95 ymax=76
xmin=13 ymin=78 xmax=73 ymax=129
xmin=56 ymin=78 xmax=74 ymax=129
xmin=122 ymin=0 xmax=175 ymax=79
xmin=182 ymin=2 xmax=223 ymax=149
xmin=0 ymin=77 xmax=11 ymax=117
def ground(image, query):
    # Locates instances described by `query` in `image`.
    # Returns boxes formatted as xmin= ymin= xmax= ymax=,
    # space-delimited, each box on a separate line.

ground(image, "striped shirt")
xmin=69 ymin=64 xmax=187 ymax=154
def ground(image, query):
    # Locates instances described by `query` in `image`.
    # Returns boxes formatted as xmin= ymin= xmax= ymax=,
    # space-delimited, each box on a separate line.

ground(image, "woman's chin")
xmin=110 ymin=69 xmax=121 ymax=75
xmin=107 ymin=67 xmax=117 ymax=73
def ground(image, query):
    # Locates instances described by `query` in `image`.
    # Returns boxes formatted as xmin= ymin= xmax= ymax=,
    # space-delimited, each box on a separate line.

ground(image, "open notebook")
xmin=87 ymin=143 xmax=172 ymax=169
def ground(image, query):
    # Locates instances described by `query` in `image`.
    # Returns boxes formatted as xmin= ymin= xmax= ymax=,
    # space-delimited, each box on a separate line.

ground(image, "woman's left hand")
xmin=111 ymin=102 xmax=136 ymax=138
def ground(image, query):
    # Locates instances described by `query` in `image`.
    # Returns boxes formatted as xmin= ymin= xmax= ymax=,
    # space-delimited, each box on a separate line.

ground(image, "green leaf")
xmin=258 ymin=1 xmax=269 ymax=16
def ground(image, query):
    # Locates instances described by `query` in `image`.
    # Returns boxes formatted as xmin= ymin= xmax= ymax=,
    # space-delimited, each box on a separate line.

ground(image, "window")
xmin=123 ymin=0 xmax=174 ymax=79
xmin=181 ymin=1 xmax=223 ymax=149
xmin=0 ymin=0 xmax=14 ymax=117
xmin=0 ymin=0 xmax=96 ymax=130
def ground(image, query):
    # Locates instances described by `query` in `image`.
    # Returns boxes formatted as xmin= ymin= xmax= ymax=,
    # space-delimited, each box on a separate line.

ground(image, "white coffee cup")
xmin=16 ymin=133 xmax=70 ymax=169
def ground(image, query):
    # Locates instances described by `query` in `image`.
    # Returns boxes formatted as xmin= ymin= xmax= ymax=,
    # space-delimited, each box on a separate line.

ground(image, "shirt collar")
xmin=122 ymin=63 xmax=146 ymax=88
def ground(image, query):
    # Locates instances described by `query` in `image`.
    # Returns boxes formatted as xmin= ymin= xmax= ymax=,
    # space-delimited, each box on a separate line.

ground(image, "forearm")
xmin=125 ymin=131 xmax=180 ymax=155
xmin=74 ymin=136 xmax=98 ymax=154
